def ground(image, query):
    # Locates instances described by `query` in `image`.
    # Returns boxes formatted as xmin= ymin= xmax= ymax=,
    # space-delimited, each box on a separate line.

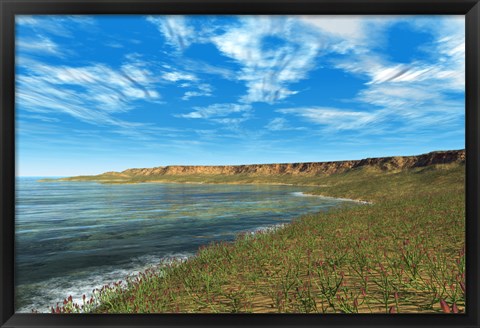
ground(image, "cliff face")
xmin=118 ymin=149 xmax=465 ymax=177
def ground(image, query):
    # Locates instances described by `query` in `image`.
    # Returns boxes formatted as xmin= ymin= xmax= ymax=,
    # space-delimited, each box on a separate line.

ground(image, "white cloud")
xmin=366 ymin=64 xmax=434 ymax=85
xmin=300 ymin=15 xmax=398 ymax=55
xmin=180 ymin=59 xmax=237 ymax=81
xmin=340 ymin=16 xmax=463 ymax=85
xmin=156 ymin=15 xmax=464 ymax=136
xmin=121 ymin=64 xmax=154 ymax=84
xmin=105 ymin=41 xmax=124 ymax=49
xmin=178 ymin=103 xmax=251 ymax=119
xmin=265 ymin=118 xmax=288 ymax=131
xmin=162 ymin=71 xmax=198 ymax=82
xmin=26 ymin=62 xmax=160 ymax=110
xmin=278 ymin=100 xmax=463 ymax=136
xmin=318 ymin=16 xmax=465 ymax=137
xmin=279 ymin=107 xmax=379 ymax=131
xmin=16 ymin=16 xmax=39 ymax=26
xmin=182 ymin=91 xmax=204 ymax=100
xmin=182 ymin=84 xmax=213 ymax=100
xmin=357 ymin=84 xmax=438 ymax=108
xmin=147 ymin=16 xmax=195 ymax=51
xmin=16 ymin=15 xmax=95 ymax=38
xmin=300 ymin=16 xmax=365 ymax=43
xmin=265 ymin=117 xmax=305 ymax=131
xmin=17 ymin=36 xmax=63 ymax=56
xmin=177 ymin=103 xmax=253 ymax=131
xmin=211 ymin=16 xmax=323 ymax=104
xmin=211 ymin=117 xmax=250 ymax=126
xmin=16 ymin=57 xmax=162 ymax=137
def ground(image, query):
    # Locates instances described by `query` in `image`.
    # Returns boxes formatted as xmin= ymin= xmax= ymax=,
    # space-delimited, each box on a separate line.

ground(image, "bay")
xmin=15 ymin=177 xmax=351 ymax=313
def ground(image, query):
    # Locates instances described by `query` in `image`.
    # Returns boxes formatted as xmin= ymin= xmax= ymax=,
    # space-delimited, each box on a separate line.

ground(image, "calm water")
xmin=15 ymin=177 xmax=352 ymax=312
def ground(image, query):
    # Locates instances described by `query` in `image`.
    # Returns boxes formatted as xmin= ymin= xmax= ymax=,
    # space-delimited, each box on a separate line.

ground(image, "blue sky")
xmin=15 ymin=15 xmax=465 ymax=177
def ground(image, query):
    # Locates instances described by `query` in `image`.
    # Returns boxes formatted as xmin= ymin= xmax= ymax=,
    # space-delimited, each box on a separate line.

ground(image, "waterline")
xmin=16 ymin=178 xmax=357 ymax=312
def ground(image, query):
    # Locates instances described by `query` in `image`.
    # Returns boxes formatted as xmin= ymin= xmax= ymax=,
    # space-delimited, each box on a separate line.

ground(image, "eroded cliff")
xmin=116 ymin=149 xmax=465 ymax=177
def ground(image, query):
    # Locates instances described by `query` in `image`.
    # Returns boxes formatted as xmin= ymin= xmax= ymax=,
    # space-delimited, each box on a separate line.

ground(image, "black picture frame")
xmin=1 ymin=0 xmax=479 ymax=327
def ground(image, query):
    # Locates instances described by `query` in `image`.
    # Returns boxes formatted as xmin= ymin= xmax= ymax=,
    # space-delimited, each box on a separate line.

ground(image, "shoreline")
xmin=49 ymin=178 xmax=328 ymax=187
xmin=293 ymin=191 xmax=373 ymax=204
xmin=46 ymin=177 xmax=331 ymax=188
xmin=38 ymin=193 xmax=367 ymax=313
xmin=45 ymin=178 xmax=373 ymax=205
xmin=49 ymin=178 xmax=371 ymax=204
xmin=41 ymin=221 xmax=296 ymax=313
xmin=27 ymin=181 xmax=363 ymax=313
xmin=42 ymin=164 xmax=465 ymax=313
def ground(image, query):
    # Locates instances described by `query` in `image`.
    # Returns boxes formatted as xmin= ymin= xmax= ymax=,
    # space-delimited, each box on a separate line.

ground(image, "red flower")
xmin=452 ymin=303 xmax=459 ymax=314
xmin=460 ymin=282 xmax=465 ymax=293
xmin=440 ymin=299 xmax=451 ymax=313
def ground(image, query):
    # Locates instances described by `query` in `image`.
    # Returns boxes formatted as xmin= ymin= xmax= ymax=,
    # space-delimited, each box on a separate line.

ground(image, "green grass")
xmin=53 ymin=163 xmax=465 ymax=314
xmin=56 ymin=172 xmax=335 ymax=185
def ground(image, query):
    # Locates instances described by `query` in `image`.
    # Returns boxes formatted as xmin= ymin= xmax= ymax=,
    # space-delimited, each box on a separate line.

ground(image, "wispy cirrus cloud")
xmin=264 ymin=117 xmax=305 ymax=131
xmin=155 ymin=15 xmax=464 ymax=136
xmin=146 ymin=16 xmax=196 ymax=52
xmin=278 ymin=98 xmax=463 ymax=135
xmin=16 ymin=15 xmax=96 ymax=38
xmin=16 ymin=57 xmax=163 ymax=137
xmin=180 ymin=59 xmax=237 ymax=81
xmin=300 ymin=15 xmax=400 ymax=54
xmin=365 ymin=64 xmax=434 ymax=85
xmin=177 ymin=103 xmax=251 ymax=119
xmin=331 ymin=16 xmax=464 ymax=100
xmin=300 ymin=16 xmax=366 ymax=41
xmin=357 ymin=84 xmax=439 ymax=109
xmin=176 ymin=102 xmax=253 ymax=130
xmin=16 ymin=36 xmax=63 ymax=57
xmin=299 ymin=16 xmax=370 ymax=54
xmin=210 ymin=16 xmax=323 ymax=104
xmin=16 ymin=15 xmax=466 ymax=174
xmin=122 ymin=55 xmax=210 ymax=98
xmin=278 ymin=107 xmax=380 ymax=131
xmin=296 ymin=16 xmax=465 ymax=137
xmin=182 ymin=83 xmax=213 ymax=100
xmin=161 ymin=70 xmax=198 ymax=82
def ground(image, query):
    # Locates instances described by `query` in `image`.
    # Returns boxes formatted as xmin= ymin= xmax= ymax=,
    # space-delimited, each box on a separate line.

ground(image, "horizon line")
xmin=16 ymin=148 xmax=464 ymax=178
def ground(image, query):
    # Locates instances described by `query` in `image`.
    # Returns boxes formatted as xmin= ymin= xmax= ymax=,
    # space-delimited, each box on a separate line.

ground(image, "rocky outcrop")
xmin=117 ymin=149 xmax=465 ymax=177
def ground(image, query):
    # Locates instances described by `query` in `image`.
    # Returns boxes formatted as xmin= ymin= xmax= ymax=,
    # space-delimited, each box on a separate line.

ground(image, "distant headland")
xmin=49 ymin=149 xmax=465 ymax=185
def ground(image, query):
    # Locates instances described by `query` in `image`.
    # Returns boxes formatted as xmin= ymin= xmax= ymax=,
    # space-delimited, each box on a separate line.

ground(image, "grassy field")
xmin=54 ymin=163 xmax=465 ymax=314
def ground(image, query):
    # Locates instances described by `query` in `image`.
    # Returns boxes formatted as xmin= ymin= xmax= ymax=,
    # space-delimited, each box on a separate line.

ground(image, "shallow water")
xmin=15 ymin=177 xmax=351 ymax=312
